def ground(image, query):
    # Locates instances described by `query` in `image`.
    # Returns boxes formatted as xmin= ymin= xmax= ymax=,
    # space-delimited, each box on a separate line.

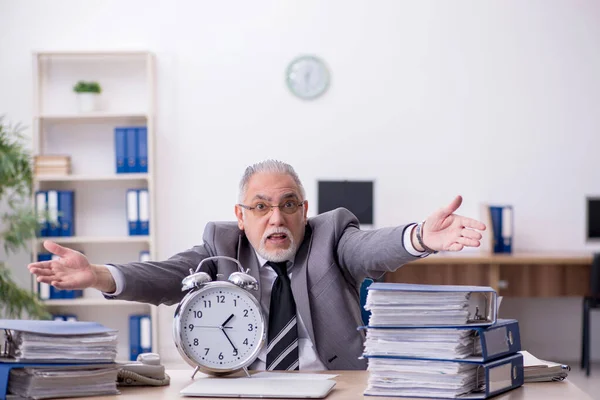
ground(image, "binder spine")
xmin=480 ymin=320 xmax=521 ymax=361
xmin=35 ymin=191 xmax=48 ymax=237
xmin=137 ymin=127 xmax=148 ymax=173
xmin=484 ymin=353 xmax=524 ymax=397
xmin=115 ymin=127 xmax=127 ymax=174
xmin=138 ymin=189 xmax=149 ymax=235
xmin=125 ymin=127 xmax=138 ymax=173
xmin=47 ymin=190 xmax=59 ymax=237
xmin=126 ymin=189 xmax=139 ymax=236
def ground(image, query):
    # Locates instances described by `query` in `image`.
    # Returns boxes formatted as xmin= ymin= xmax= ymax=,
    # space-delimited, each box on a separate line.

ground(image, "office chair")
xmin=581 ymin=253 xmax=600 ymax=376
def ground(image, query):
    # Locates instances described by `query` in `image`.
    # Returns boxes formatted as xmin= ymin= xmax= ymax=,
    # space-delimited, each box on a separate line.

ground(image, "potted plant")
xmin=73 ymin=81 xmax=102 ymax=113
xmin=0 ymin=117 xmax=50 ymax=319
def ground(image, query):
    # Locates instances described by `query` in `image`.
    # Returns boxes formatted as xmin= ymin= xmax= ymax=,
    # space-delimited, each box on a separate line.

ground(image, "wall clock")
xmin=286 ymin=55 xmax=330 ymax=100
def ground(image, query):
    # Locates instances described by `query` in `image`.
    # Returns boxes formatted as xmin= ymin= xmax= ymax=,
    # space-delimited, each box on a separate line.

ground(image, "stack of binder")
xmin=361 ymin=283 xmax=524 ymax=399
xmin=33 ymin=155 xmax=71 ymax=176
xmin=0 ymin=320 xmax=119 ymax=399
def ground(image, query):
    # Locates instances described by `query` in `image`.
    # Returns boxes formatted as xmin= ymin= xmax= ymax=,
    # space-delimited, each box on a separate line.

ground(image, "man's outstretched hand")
xmin=28 ymin=240 xmax=98 ymax=290
xmin=420 ymin=195 xmax=486 ymax=252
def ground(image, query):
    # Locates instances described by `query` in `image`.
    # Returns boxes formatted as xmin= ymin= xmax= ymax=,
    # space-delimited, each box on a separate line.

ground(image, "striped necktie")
xmin=266 ymin=261 xmax=299 ymax=371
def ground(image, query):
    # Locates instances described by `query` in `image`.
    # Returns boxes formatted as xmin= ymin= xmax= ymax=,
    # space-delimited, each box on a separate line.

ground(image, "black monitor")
xmin=318 ymin=180 xmax=374 ymax=225
xmin=587 ymin=197 xmax=600 ymax=239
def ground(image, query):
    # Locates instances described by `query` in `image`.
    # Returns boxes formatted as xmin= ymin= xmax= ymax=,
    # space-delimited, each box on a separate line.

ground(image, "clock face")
xmin=286 ymin=55 xmax=330 ymax=100
xmin=174 ymin=282 xmax=266 ymax=373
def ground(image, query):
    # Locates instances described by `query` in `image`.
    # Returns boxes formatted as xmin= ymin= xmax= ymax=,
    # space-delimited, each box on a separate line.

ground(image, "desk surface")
xmin=413 ymin=252 xmax=593 ymax=265
xmin=80 ymin=370 xmax=592 ymax=400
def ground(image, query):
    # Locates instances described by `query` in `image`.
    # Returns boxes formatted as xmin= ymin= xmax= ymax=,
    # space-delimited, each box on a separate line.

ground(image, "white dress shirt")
xmin=104 ymin=223 xmax=425 ymax=369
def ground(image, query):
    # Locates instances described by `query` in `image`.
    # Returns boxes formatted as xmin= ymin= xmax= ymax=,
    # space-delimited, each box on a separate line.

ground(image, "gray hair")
xmin=238 ymin=160 xmax=306 ymax=203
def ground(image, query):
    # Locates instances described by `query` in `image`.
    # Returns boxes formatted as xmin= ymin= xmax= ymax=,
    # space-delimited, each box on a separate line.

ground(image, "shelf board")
xmin=36 ymin=51 xmax=151 ymax=57
xmin=37 ymin=236 xmax=151 ymax=245
xmin=35 ymin=173 xmax=149 ymax=182
xmin=36 ymin=113 xmax=148 ymax=122
xmin=43 ymin=299 xmax=150 ymax=307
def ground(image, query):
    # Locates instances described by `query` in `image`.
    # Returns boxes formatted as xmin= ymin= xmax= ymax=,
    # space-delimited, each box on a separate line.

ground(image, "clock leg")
xmin=191 ymin=366 xmax=201 ymax=379
xmin=243 ymin=366 xmax=251 ymax=378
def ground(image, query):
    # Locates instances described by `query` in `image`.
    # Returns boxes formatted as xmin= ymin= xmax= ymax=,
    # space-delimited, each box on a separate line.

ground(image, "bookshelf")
xmin=30 ymin=51 xmax=158 ymax=361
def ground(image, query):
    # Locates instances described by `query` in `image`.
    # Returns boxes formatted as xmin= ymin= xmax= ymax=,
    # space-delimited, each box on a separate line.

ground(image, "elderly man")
xmin=29 ymin=160 xmax=485 ymax=371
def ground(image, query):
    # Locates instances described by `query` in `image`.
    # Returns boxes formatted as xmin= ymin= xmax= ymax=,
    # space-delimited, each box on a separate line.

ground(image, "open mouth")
xmin=266 ymin=232 xmax=288 ymax=244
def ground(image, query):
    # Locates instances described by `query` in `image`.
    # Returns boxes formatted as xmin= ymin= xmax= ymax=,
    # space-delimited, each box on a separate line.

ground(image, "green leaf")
xmin=0 ymin=116 xmax=49 ymax=319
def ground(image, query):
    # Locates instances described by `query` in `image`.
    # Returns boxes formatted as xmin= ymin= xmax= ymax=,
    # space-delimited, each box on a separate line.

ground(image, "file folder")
xmin=126 ymin=189 xmax=139 ymax=236
xmin=129 ymin=315 xmax=151 ymax=361
xmin=36 ymin=254 xmax=51 ymax=300
xmin=138 ymin=189 xmax=149 ymax=235
xmin=366 ymin=283 xmax=497 ymax=327
xmin=0 ymin=362 xmax=109 ymax=400
xmin=114 ymin=127 xmax=127 ymax=174
xmin=125 ymin=127 xmax=138 ymax=173
xmin=361 ymin=319 xmax=521 ymax=363
xmin=35 ymin=191 xmax=48 ymax=237
xmin=57 ymin=190 xmax=74 ymax=237
xmin=46 ymin=190 xmax=60 ymax=237
xmin=137 ymin=127 xmax=148 ymax=173
xmin=364 ymin=353 xmax=524 ymax=399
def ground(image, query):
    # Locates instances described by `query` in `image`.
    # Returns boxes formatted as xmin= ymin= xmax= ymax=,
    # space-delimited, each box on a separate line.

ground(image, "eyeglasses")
xmin=238 ymin=200 xmax=306 ymax=217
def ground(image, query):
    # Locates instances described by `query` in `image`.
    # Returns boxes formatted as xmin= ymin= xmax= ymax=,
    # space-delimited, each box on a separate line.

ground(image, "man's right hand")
xmin=27 ymin=240 xmax=116 ymax=293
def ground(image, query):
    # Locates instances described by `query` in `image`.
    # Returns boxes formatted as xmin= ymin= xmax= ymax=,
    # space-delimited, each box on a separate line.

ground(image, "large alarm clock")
xmin=173 ymin=256 xmax=266 ymax=378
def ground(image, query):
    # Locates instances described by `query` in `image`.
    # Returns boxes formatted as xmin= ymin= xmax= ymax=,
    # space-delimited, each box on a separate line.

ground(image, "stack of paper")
xmin=364 ymin=284 xmax=493 ymax=326
xmin=520 ymin=351 xmax=570 ymax=382
xmin=366 ymin=358 xmax=482 ymax=398
xmin=8 ymin=365 xmax=119 ymax=399
xmin=361 ymin=283 xmax=522 ymax=399
xmin=364 ymin=328 xmax=477 ymax=359
xmin=9 ymin=330 xmax=118 ymax=362
xmin=1 ymin=320 xmax=118 ymax=363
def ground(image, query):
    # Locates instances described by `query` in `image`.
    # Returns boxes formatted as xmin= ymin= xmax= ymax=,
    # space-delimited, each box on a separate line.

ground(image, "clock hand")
xmin=221 ymin=328 xmax=237 ymax=352
xmin=191 ymin=325 xmax=233 ymax=329
xmin=221 ymin=313 xmax=235 ymax=328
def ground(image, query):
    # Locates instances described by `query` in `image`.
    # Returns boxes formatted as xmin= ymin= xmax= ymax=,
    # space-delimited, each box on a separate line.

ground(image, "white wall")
xmin=1 ymin=0 xmax=600 ymax=364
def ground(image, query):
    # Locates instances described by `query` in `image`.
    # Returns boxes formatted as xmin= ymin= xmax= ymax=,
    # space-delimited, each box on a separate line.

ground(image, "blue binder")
xmin=361 ymin=319 xmax=521 ymax=363
xmin=366 ymin=283 xmax=498 ymax=327
xmin=129 ymin=315 xmax=152 ymax=361
xmin=125 ymin=127 xmax=138 ymax=173
xmin=364 ymin=353 xmax=524 ymax=399
xmin=0 ymin=361 xmax=109 ymax=400
xmin=137 ymin=127 xmax=148 ymax=173
xmin=57 ymin=190 xmax=74 ymax=237
xmin=488 ymin=205 xmax=513 ymax=254
xmin=114 ymin=127 xmax=127 ymax=174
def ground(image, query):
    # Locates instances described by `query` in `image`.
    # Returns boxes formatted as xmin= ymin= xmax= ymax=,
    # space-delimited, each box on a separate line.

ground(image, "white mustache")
xmin=262 ymin=227 xmax=292 ymax=242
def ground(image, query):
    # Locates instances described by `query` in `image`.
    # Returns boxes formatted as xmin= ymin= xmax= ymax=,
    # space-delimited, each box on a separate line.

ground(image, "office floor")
xmin=567 ymin=363 xmax=600 ymax=400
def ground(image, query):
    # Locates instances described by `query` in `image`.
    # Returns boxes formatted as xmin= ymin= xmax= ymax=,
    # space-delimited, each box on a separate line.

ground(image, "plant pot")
xmin=76 ymin=93 xmax=99 ymax=113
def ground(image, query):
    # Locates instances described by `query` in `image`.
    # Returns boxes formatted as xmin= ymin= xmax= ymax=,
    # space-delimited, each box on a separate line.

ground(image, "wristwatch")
xmin=416 ymin=221 xmax=438 ymax=254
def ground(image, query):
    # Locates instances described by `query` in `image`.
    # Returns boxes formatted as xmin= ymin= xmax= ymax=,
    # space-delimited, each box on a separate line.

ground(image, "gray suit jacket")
xmin=109 ymin=208 xmax=419 ymax=370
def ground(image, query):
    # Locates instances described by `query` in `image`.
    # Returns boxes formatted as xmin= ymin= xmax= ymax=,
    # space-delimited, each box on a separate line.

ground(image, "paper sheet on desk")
xmin=252 ymin=372 xmax=338 ymax=380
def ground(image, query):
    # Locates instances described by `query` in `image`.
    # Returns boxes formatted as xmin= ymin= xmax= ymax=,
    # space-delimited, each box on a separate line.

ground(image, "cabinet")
xmin=386 ymin=252 xmax=592 ymax=297
xmin=30 ymin=51 xmax=158 ymax=361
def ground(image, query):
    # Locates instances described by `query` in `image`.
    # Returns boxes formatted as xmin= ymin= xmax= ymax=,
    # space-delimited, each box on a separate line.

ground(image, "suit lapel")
xmin=291 ymin=225 xmax=317 ymax=347
xmin=236 ymin=234 xmax=262 ymax=304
